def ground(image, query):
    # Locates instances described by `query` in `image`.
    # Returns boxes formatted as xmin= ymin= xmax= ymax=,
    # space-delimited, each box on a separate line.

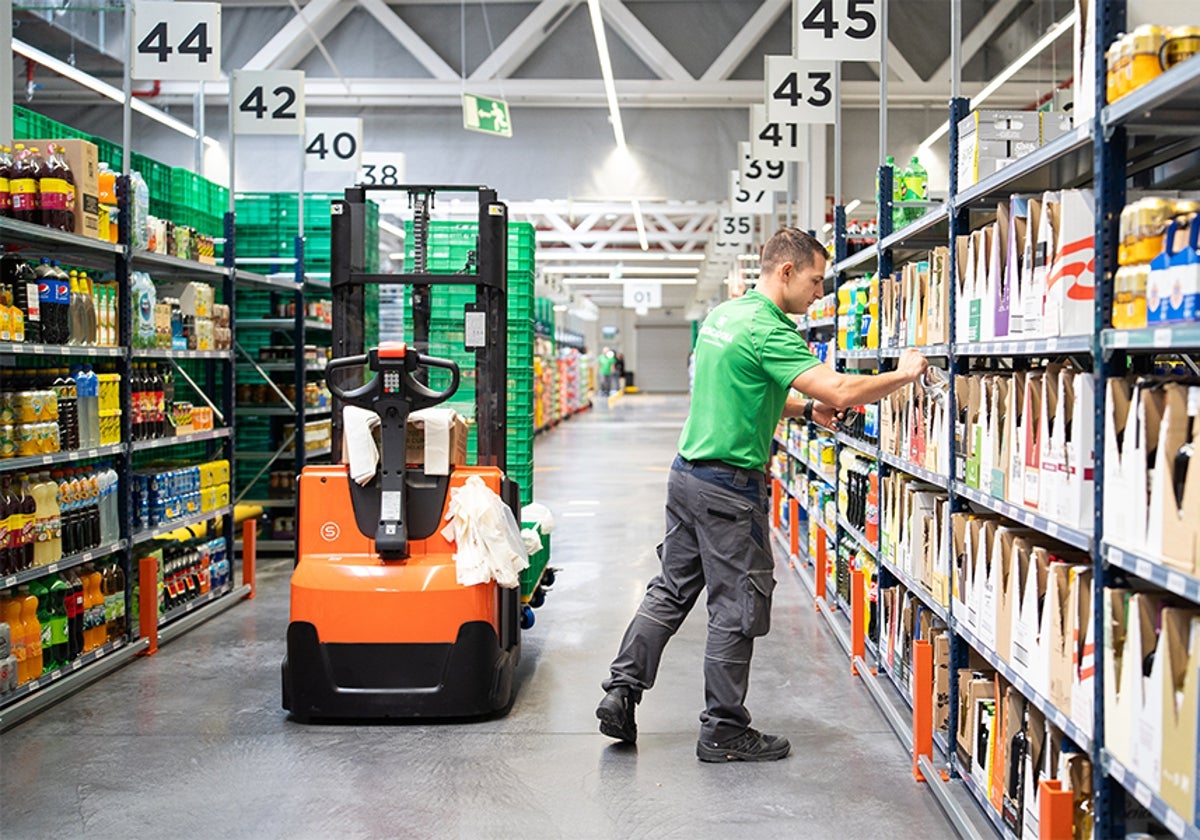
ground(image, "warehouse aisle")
xmin=0 ymin=394 xmax=954 ymax=840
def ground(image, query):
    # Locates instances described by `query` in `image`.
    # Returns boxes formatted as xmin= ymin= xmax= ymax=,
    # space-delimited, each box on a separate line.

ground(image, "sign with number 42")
xmin=233 ymin=70 xmax=305 ymax=136
xmin=132 ymin=1 xmax=221 ymax=81
xmin=793 ymin=0 xmax=881 ymax=62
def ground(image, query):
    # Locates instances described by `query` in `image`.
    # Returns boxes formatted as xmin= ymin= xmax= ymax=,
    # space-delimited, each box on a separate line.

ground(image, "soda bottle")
xmin=28 ymin=580 xmax=51 ymax=671
xmin=67 ymin=270 xmax=83 ymax=345
xmin=52 ymin=368 xmax=79 ymax=452
xmin=3 ymin=597 xmax=28 ymax=684
xmin=0 ymin=145 xmax=14 ymax=218
xmin=106 ymin=561 xmax=126 ymax=642
xmin=152 ymin=364 xmax=165 ymax=439
xmin=31 ymin=472 xmax=60 ymax=567
xmin=47 ymin=575 xmax=69 ymax=665
xmin=66 ymin=569 xmax=84 ymax=660
xmin=0 ymin=478 xmax=11 ymax=576
xmin=9 ymin=258 xmax=41 ymax=343
xmin=50 ymin=261 xmax=71 ymax=346
xmin=904 ymin=155 xmax=928 ymax=223
xmin=85 ymin=470 xmax=100 ymax=550
xmin=19 ymin=588 xmax=41 ymax=677
xmin=84 ymin=366 xmax=101 ymax=448
xmin=38 ymin=144 xmax=72 ymax=232
xmin=84 ymin=568 xmax=103 ymax=651
xmin=80 ymin=273 xmax=97 ymax=345
xmin=9 ymin=145 xmax=39 ymax=224
xmin=15 ymin=475 xmax=36 ymax=572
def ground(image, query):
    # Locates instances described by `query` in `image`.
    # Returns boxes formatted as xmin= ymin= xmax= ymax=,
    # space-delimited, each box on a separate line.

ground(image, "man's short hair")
xmin=761 ymin=227 xmax=826 ymax=276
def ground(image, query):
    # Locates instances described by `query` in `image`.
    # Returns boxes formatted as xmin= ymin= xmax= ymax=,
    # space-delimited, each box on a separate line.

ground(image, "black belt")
xmin=680 ymin=457 xmax=767 ymax=478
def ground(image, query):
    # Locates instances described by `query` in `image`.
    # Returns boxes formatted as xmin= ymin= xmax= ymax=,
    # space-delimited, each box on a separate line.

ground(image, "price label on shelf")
xmin=793 ymin=0 xmax=881 ymax=62
xmin=765 ymin=56 xmax=837 ymax=123
xmin=1135 ymin=558 xmax=1153 ymax=580
xmin=1167 ymin=571 xmax=1187 ymax=596
xmin=729 ymin=171 xmax=773 ymax=213
xmin=233 ymin=70 xmax=306 ymax=135
xmin=1046 ymin=521 xmax=1059 ymax=538
xmin=737 ymin=142 xmax=788 ymax=193
xmin=132 ymin=2 xmax=221 ymax=81
xmin=49 ymin=669 xmax=61 ymax=682
xmin=358 ymin=152 xmax=407 ymax=187
xmin=1112 ymin=331 xmax=1130 ymax=348
xmin=1154 ymin=327 xmax=1172 ymax=347
xmin=714 ymin=213 xmax=754 ymax=253
xmin=1133 ymin=781 xmax=1153 ymax=808
xmin=41 ymin=455 xmax=53 ymax=465
xmin=304 ymin=118 xmax=362 ymax=172
xmin=749 ymin=104 xmax=810 ymax=161
xmin=95 ymin=647 xmax=106 ymax=659
xmin=3 ymin=577 xmax=15 ymax=589
xmin=1165 ymin=811 xmax=1186 ymax=837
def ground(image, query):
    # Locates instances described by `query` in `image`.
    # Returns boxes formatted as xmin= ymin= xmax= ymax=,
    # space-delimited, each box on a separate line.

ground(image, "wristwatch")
xmin=803 ymin=400 xmax=814 ymax=422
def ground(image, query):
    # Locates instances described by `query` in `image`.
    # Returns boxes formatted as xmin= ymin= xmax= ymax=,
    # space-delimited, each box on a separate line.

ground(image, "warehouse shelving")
xmin=1 ymin=541 xmax=127 ymax=591
xmin=131 ymin=505 xmax=235 ymax=546
xmin=877 ymin=554 xmax=948 ymax=623
xmin=833 ymin=430 xmax=877 ymax=458
xmin=770 ymin=6 xmax=1200 ymax=837
xmin=0 ymin=342 xmax=125 ymax=357
xmin=130 ymin=428 xmax=232 ymax=452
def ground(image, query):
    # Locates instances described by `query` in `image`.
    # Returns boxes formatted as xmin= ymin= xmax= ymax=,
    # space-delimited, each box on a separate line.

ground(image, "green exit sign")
xmin=462 ymin=93 xmax=512 ymax=138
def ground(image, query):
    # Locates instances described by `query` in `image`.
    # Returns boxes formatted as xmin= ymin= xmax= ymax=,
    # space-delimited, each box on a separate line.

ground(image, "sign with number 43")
xmin=765 ymin=57 xmax=837 ymax=124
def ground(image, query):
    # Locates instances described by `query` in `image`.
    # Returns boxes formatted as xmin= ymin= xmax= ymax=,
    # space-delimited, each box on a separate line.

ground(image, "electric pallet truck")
xmin=282 ymin=186 xmax=523 ymax=721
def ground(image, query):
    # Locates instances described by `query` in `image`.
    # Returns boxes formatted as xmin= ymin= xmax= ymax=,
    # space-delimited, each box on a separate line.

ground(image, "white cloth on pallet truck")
xmin=441 ymin=476 xmax=529 ymax=588
xmin=342 ymin=406 xmax=382 ymax=486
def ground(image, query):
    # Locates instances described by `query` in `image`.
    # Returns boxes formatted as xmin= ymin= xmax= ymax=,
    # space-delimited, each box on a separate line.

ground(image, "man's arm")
xmin=790 ymin=349 xmax=928 ymax=411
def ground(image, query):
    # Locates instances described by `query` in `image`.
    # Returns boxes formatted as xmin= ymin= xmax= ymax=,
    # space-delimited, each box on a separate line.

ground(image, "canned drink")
xmin=0 ymin=425 xmax=15 ymax=458
xmin=15 ymin=423 xmax=37 ymax=456
xmin=0 ymin=393 xmax=14 ymax=424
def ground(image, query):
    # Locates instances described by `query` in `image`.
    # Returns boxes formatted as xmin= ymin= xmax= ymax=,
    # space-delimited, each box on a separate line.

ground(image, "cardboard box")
xmin=1103 ymin=377 xmax=1152 ymax=551
xmin=1006 ymin=371 xmax=1028 ymax=505
xmin=22 ymin=138 xmax=101 ymax=240
xmin=1005 ymin=197 xmax=1030 ymax=338
xmin=934 ymin=631 xmax=951 ymax=735
xmin=1156 ymin=383 xmax=1200 ymax=575
xmin=989 ymin=375 xmax=1011 ymax=499
xmin=1041 ymin=112 xmax=1074 ymax=144
xmin=1044 ymin=189 xmax=1096 ymax=337
xmin=1159 ymin=608 xmax=1200 ymax=821
xmin=1068 ymin=565 xmax=1095 ymax=741
xmin=1036 ymin=365 xmax=1063 ymax=515
xmin=406 ymin=409 xmax=468 ymax=474
xmin=1012 ymin=546 xmax=1051 ymax=684
xmin=1104 ymin=589 xmax=1167 ymax=769
xmin=1024 ymin=194 xmax=1059 ymax=338
xmin=1044 ymin=561 xmax=1077 ymax=712
xmin=1021 ymin=372 xmax=1045 ymax=509
xmin=1021 ymin=707 xmax=1050 ymax=839
xmin=959 ymin=110 xmax=1042 ymax=143
xmin=958 ymin=669 xmax=998 ymax=777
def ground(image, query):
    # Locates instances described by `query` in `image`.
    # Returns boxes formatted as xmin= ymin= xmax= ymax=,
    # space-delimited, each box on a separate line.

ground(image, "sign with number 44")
xmin=132 ymin=1 xmax=221 ymax=81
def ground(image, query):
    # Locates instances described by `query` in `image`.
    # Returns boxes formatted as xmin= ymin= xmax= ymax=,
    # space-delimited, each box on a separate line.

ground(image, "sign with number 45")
xmin=793 ymin=0 xmax=881 ymax=63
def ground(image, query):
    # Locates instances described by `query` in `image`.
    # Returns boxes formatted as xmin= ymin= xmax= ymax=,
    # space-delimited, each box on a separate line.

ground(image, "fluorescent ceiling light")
xmin=821 ymin=223 xmax=834 ymax=233
xmin=543 ymin=265 xmax=699 ymax=275
xmin=553 ymin=304 xmax=569 ymax=312
xmin=630 ymin=197 xmax=649 ymax=251
xmin=537 ymin=251 xmax=704 ymax=262
xmin=844 ymin=199 xmax=862 ymax=214
xmin=14 ymin=39 xmax=216 ymax=146
xmin=918 ymin=10 xmax=1076 ymax=153
xmin=587 ymin=0 xmax=625 ymax=150
xmin=562 ymin=277 xmax=698 ymax=286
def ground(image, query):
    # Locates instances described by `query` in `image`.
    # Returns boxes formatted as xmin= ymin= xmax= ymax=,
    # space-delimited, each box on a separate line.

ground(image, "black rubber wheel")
xmin=542 ymin=568 xmax=556 ymax=588
xmin=530 ymin=589 xmax=546 ymax=609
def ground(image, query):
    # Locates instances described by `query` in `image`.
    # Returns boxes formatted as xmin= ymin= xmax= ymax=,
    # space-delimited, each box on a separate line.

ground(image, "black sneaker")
xmin=696 ymin=728 xmax=791 ymax=762
xmin=596 ymin=687 xmax=637 ymax=743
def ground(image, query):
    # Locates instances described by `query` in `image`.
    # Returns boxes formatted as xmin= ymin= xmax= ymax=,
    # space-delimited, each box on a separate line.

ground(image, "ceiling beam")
xmin=470 ymin=0 xmax=578 ymax=81
xmin=887 ymin=39 xmax=920 ymax=83
xmin=931 ymin=0 xmax=1028 ymax=84
xmin=356 ymin=0 xmax=458 ymax=81
xmin=701 ymin=0 xmax=788 ymax=82
xmin=598 ymin=0 xmax=691 ymax=82
xmin=242 ymin=0 xmax=351 ymax=71
xmin=136 ymin=77 xmax=1056 ymax=108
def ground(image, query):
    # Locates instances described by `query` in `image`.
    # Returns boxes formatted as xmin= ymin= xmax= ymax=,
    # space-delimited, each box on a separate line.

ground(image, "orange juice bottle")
xmin=20 ymin=588 xmax=42 ymax=678
xmin=3 ymin=597 xmax=27 ymax=684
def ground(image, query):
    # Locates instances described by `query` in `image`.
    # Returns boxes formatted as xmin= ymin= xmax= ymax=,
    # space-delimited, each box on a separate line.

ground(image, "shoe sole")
xmin=696 ymin=743 xmax=791 ymax=762
xmin=596 ymin=706 xmax=637 ymax=744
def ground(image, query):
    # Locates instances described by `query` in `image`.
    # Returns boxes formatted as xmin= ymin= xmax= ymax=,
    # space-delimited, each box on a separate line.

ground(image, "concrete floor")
xmin=0 ymin=394 xmax=957 ymax=840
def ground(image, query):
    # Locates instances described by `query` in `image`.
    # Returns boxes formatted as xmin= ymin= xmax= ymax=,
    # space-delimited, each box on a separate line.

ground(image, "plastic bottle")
xmin=85 ymin=470 xmax=100 ymax=550
xmin=19 ymin=588 xmax=42 ymax=677
xmin=7 ymin=257 xmax=41 ymax=343
xmin=31 ymin=472 xmax=61 ymax=567
xmin=54 ymin=472 xmax=74 ymax=557
xmin=0 ymin=478 xmax=11 ymax=576
xmin=28 ymin=580 xmax=51 ymax=671
xmin=98 ymin=466 xmax=117 ymax=546
xmin=85 ymin=568 xmax=103 ymax=651
xmin=2 ymin=598 xmax=26 ymax=684
xmin=905 ymin=155 xmax=929 ymax=223
xmin=33 ymin=259 xmax=56 ymax=344
xmin=151 ymin=364 xmax=165 ymax=439
xmin=52 ymin=368 xmax=79 ymax=452
xmin=129 ymin=169 xmax=150 ymax=250
xmin=47 ymin=575 xmax=69 ymax=666
xmin=39 ymin=144 xmax=73 ymax=232
xmin=50 ymin=262 xmax=71 ymax=346
xmin=80 ymin=272 xmax=97 ymax=345
xmin=76 ymin=366 xmax=99 ymax=449
xmin=66 ymin=270 xmax=82 ymax=346
xmin=9 ymin=145 xmax=39 ymax=224
xmin=105 ymin=561 xmax=126 ymax=642
xmin=15 ymin=475 xmax=35 ymax=572
xmin=97 ymin=162 xmax=118 ymax=244
xmin=66 ymin=569 xmax=84 ymax=660
xmin=0 ymin=284 xmax=11 ymax=342
xmin=0 ymin=145 xmax=14 ymax=218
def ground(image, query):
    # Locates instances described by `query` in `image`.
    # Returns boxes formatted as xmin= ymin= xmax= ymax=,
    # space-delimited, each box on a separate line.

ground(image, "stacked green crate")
xmin=12 ymin=105 xmax=90 ymax=141
xmin=167 ymin=167 xmax=228 ymax=236
xmin=232 ymin=192 xmax=381 ymax=273
xmin=402 ymin=221 xmax=536 ymax=505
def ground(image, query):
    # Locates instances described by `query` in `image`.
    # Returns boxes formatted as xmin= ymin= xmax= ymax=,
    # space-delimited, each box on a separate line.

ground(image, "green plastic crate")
xmin=131 ymin=152 xmax=172 ymax=208
xmin=519 ymin=523 xmax=550 ymax=601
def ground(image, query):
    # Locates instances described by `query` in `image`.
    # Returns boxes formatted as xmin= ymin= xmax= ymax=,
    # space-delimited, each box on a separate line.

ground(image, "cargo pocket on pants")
xmin=740 ymin=569 xmax=776 ymax=637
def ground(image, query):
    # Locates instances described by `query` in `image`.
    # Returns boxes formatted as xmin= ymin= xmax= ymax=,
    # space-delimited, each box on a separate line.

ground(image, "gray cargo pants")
xmin=602 ymin=454 xmax=776 ymax=742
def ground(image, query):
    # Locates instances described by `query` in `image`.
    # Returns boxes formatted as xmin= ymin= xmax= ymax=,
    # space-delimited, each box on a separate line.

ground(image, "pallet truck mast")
xmin=282 ymin=186 xmax=522 ymax=721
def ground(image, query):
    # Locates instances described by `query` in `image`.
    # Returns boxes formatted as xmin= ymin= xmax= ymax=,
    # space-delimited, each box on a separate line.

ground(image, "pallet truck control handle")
xmin=325 ymin=351 xmax=461 ymax=411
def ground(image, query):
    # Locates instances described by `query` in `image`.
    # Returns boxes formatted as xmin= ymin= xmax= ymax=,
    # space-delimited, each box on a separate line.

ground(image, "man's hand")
xmin=810 ymin=401 xmax=845 ymax=431
xmin=897 ymin=349 xmax=929 ymax=383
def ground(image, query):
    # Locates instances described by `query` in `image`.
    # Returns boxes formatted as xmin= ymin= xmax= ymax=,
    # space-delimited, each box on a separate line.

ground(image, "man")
xmin=598 ymin=348 xmax=616 ymax=395
xmin=596 ymin=227 xmax=928 ymax=762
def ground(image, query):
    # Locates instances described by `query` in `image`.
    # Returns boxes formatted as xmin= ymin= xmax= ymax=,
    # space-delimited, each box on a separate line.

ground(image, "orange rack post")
xmin=242 ymin=518 xmax=257 ymax=600
xmin=771 ymin=479 xmax=782 ymax=530
xmin=789 ymin=498 xmax=800 ymax=559
xmin=851 ymin=568 xmax=865 ymax=674
xmin=137 ymin=554 xmax=158 ymax=657
xmin=912 ymin=639 xmax=933 ymax=781
xmin=1038 ymin=780 xmax=1074 ymax=840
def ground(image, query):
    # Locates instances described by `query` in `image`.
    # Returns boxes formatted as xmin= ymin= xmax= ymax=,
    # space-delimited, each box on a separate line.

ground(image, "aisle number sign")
xmin=750 ymin=104 xmax=809 ymax=161
xmin=623 ymin=282 xmax=661 ymax=310
xmin=233 ymin=70 xmax=305 ymax=136
xmin=305 ymin=118 xmax=362 ymax=172
xmin=463 ymin=93 xmax=513 ymax=138
xmin=793 ymin=0 xmax=881 ymax=62
xmin=738 ymin=142 xmax=788 ymax=193
xmin=357 ymin=152 xmax=407 ymax=187
xmin=765 ymin=57 xmax=837 ymax=124
xmin=730 ymin=170 xmax=773 ymax=214
xmin=132 ymin=2 xmax=222 ymax=81
xmin=714 ymin=213 xmax=754 ymax=254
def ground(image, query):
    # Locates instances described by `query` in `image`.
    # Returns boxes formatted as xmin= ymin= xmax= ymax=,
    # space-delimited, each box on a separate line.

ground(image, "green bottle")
xmin=48 ymin=575 xmax=69 ymax=668
xmin=29 ymin=579 xmax=53 ymax=672
xmin=905 ymin=155 xmax=929 ymax=223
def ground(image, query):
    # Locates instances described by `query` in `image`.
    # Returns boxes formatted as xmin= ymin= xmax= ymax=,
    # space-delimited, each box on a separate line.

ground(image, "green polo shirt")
xmin=678 ymin=290 xmax=821 ymax=470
